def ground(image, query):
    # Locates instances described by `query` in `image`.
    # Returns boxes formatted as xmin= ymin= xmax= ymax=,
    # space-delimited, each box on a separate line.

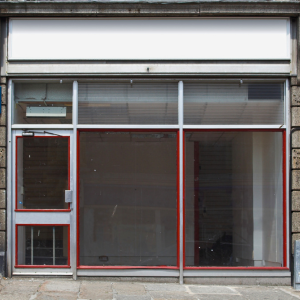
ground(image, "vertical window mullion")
xmin=178 ymin=81 xmax=184 ymax=284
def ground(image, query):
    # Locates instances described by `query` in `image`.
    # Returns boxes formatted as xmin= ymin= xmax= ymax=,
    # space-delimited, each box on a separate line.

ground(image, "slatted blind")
xmin=184 ymin=83 xmax=284 ymax=125
xmin=78 ymin=83 xmax=178 ymax=125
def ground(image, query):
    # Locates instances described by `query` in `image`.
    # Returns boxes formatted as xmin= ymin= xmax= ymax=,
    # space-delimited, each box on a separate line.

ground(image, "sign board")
xmin=9 ymin=18 xmax=290 ymax=60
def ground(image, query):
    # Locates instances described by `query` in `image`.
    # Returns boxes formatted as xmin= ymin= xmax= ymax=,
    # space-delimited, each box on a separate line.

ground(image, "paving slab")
xmin=235 ymin=286 xmax=298 ymax=300
xmin=1 ymin=278 xmax=43 ymax=293
xmin=149 ymin=291 xmax=199 ymax=300
xmin=145 ymin=283 xmax=186 ymax=292
xmin=280 ymin=287 xmax=300 ymax=299
xmin=115 ymin=296 xmax=152 ymax=300
xmin=188 ymin=285 xmax=240 ymax=295
xmin=39 ymin=279 xmax=80 ymax=293
xmin=113 ymin=282 xmax=146 ymax=295
xmin=79 ymin=281 xmax=113 ymax=300
xmin=197 ymin=296 xmax=244 ymax=300
xmin=34 ymin=291 xmax=78 ymax=300
xmin=0 ymin=293 xmax=34 ymax=300
xmin=0 ymin=278 xmax=300 ymax=300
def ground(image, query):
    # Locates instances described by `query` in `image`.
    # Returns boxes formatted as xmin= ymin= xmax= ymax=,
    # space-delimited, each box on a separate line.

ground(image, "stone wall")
xmin=292 ymin=82 xmax=300 ymax=255
xmin=0 ymin=77 xmax=6 ymax=276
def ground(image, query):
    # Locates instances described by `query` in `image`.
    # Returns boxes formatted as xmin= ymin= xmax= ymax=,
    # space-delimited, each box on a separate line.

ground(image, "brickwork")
xmin=0 ymin=77 xmax=6 ymax=276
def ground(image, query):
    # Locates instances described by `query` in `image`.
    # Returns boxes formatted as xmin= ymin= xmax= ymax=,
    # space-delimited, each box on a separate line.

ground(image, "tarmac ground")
xmin=1 ymin=278 xmax=300 ymax=300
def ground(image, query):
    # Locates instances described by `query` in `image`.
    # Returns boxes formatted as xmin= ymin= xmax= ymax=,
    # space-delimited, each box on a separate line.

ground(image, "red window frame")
xmin=15 ymin=136 xmax=71 ymax=212
xmin=15 ymin=224 xmax=71 ymax=268
xmin=76 ymin=129 xmax=180 ymax=270
xmin=182 ymin=129 xmax=288 ymax=270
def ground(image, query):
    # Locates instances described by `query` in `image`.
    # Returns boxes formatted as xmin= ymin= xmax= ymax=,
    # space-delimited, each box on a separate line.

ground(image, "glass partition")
xmin=185 ymin=131 xmax=283 ymax=267
xmin=78 ymin=83 xmax=178 ymax=124
xmin=14 ymin=82 xmax=72 ymax=124
xmin=79 ymin=131 xmax=177 ymax=266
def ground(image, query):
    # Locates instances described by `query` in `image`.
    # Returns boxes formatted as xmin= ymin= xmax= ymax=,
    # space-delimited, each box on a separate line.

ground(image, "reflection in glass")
xmin=79 ymin=132 xmax=177 ymax=266
xmin=17 ymin=137 xmax=69 ymax=209
xmin=17 ymin=226 xmax=68 ymax=265
xmin=185 ymin=132 xmax=283 ymax=267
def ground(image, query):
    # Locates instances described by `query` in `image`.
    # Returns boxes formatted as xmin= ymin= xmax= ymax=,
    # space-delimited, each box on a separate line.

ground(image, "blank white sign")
xmin=9 ymin=18 xmax=290 ymax=60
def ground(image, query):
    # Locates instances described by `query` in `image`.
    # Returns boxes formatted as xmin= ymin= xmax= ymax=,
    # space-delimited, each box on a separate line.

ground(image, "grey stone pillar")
xmin=291 ymin=17 xmax=300 ymax=260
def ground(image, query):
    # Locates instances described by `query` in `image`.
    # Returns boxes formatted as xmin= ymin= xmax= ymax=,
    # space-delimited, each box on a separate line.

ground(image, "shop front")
xmin=6 ymin=17 xmax=291 ymax=283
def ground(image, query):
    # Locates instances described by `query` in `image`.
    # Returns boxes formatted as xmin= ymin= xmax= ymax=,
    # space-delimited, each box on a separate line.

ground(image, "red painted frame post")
xmin=193 ymin=141 xmax=200 ymax=266
xmin=282 ymin=130 xmax=287 ymax=267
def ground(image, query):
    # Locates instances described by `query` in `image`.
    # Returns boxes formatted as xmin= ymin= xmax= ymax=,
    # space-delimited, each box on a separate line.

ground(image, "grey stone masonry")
xmin=0 ymin=77 xmax=6 ymax=277
xmin=291 ymin=16 xmax=300 ymax=250
xmin=291 ymin=84 xmax=300 ymax=254
xmin=291 ymin=9 xmax=300 ymax=253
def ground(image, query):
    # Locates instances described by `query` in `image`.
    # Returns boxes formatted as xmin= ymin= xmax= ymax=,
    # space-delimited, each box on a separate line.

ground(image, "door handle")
xmin=65 ymin=190 xmax=73 ymax=203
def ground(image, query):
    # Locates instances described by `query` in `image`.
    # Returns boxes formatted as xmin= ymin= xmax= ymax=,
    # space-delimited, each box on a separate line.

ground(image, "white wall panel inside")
xmin=9 ymin=18 xmax=290 ymax=60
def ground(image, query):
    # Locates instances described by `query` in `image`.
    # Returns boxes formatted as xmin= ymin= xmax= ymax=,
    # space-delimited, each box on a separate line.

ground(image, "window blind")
xmin=78 ymin=83 xmax=178 ymax=125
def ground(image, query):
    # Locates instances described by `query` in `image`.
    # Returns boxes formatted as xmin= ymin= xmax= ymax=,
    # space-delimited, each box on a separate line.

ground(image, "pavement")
xmin=1 ymin=278 xmax=300 ymax=300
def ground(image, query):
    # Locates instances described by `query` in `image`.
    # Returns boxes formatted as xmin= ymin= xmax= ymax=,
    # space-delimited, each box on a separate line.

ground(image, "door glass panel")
xmin=185 ymin=131 xmax=283 ymax=267
xmin=17 ymin=225 xmax=69 ymax=266
xmin=17 ymin=137 xmax=69 ymax=210
xmin=79 ymin=131 xmax=177 ymax=266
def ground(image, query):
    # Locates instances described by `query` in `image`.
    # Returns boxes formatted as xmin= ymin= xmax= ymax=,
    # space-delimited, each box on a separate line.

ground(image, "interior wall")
xmin=232 ymin=132 xmax=254 ymax=265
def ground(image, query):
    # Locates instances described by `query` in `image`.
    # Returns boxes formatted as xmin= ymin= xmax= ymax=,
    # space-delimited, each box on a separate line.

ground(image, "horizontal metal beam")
xmin=7 ymin=63 xmax=291 ymax=76
xmin=183 ymin=269 xmax=291 ymax=277
xmin=13 ymin=270 xmax=73 ymax=276
xmin=0 ymin=2 xmax=300 ymax=17
xmin=183 ymin=125 xmax=286 ymax=129
xmin=77 ymin=269 xmax=180 ymax=277
xmin=12 ymin=124 xmax=73 ymax=129
xmin=15 ymin=212 xmax=70 ymax=224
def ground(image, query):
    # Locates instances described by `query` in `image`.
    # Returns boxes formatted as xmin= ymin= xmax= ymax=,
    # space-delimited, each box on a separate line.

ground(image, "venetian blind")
xmin=184 ymin=83 xmax=284 ymax=125
xmin=78 ymin=83 xmax=178 ymax=125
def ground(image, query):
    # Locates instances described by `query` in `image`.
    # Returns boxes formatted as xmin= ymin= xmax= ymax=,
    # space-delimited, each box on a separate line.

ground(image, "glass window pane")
xmin=17 ymin=137 xmax=69 ymax=210
xmin=79 ymin=131 xmax=177 ymax=266
xmin=14 ymin=82 xmax=72 ymax=124
xmin=185 ymin=131 xmax=283 ymax=267
xmin=17 ymin=226 xmax=69 ymax=266
xmin=184 ymin=82 xmax=284 ymax=125
xmin=78 ymin=83 xmax=178 ymax=124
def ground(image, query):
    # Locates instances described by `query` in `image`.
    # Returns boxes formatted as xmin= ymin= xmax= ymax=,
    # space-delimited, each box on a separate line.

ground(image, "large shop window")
xmin=185 ymin=131 xmax=283 ymax=267
xmin=11 ymin=79 xmax=287 ymax=271
xmin=79 ymin=131 xmax=178 ymax=266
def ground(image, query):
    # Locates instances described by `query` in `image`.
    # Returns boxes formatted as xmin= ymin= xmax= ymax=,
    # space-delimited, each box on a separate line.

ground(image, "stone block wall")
xmin=0 ymin=77 xmax=6 ymax=276
xmin=292 ymin=85 xmax=300 ymax=256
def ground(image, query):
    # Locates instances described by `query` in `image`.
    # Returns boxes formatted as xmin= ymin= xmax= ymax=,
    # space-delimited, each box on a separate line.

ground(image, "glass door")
xmin=12 ymin=130 xmax=73 ymax=272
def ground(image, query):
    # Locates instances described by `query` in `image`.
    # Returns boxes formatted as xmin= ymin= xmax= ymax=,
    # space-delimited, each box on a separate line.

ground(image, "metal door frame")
xmin=11 ymin=129 xmax=75 ymax=276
